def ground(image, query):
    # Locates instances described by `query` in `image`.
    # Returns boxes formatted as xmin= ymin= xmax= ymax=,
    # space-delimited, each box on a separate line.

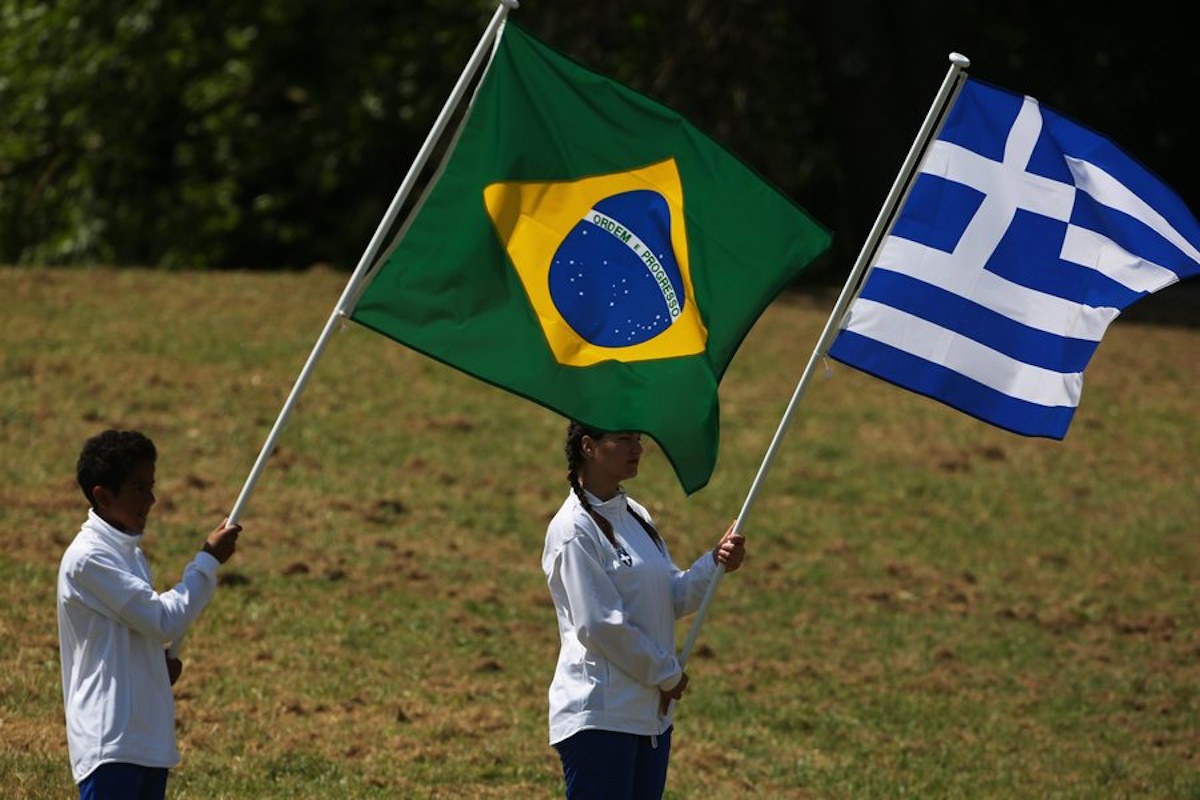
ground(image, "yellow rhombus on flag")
xmin=352 ymin=22 xmax=830 ymax=493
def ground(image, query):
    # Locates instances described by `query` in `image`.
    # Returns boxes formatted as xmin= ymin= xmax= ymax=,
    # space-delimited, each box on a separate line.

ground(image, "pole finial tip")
xmin=949 ymin=52 xmax=970 ymax=68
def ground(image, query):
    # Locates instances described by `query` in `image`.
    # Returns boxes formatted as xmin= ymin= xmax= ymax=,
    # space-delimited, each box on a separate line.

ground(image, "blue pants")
xmin=554 ymin=727 xmax=673 ymax=800
xmin=79 ymin=763 xmax=169 ymax=800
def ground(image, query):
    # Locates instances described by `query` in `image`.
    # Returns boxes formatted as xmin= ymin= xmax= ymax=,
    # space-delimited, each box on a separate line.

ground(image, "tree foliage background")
xmin=2 ymin=0 xmax=1195 ymax=276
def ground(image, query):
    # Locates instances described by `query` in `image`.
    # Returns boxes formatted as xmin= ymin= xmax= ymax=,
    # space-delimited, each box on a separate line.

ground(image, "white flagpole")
xmin=674 ymin=52 xmax=973 ymax=673
xmin=169 ymin=0 xmax=519 ymax=660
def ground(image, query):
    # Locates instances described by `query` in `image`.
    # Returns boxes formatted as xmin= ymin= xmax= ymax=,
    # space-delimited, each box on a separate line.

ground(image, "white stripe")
xmin=1060 ymin=225 xmax=1182 ymax=294
xmin=875 ymin=238 xmax=1121 ymax=341
xmin=1066 ymin=157 xmax=1200 ymax=265
xmin=844 ymin=298 xmax=1083 ymax=408
xmin=585 ymin=208 xmax=681 ymax=319
xmin=882 ymin=104 xmax=1125 ymax=343
xmin=923 ymin=139 xmax=1075 ymax=222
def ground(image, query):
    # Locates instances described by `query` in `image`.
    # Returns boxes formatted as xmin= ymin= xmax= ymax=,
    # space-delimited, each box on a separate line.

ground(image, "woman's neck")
xmin=579 ymin=474 xmax=620 ymax=502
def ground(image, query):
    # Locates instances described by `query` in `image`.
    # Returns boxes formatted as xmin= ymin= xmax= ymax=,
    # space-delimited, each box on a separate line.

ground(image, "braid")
xmin=570 ymin=468 xmax=617 ymax=546
xmin=626 ymin=505 xmax=664 ymax=552
xmin=565 ymin=421 xmax=617 ymax=546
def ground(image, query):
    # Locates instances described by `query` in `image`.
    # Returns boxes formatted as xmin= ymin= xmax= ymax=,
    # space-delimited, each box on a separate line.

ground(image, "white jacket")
xmin=57 ymin=509 xmax=221 ymax=783
xmin=542 ymin=489 xmax=718 ymax=745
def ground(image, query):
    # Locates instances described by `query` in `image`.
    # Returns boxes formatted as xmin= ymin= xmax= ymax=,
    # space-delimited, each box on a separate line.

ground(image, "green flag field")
xmin=1 ymin=267 xmax=1196 ymax=798
xmin=352 ymin=23 xmax=830 ymax=495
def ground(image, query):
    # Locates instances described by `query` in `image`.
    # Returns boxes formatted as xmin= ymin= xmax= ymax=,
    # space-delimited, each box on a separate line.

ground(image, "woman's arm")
xmin=551 ymin=533 xmax=683 ymax=691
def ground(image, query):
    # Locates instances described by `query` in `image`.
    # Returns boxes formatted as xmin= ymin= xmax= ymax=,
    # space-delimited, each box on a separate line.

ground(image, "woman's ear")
xmin=580 ymin=435 xmax=595 ymax=459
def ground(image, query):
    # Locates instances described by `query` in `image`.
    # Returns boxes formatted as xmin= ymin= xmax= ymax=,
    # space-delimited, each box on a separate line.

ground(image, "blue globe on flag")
xmin=548 ymin=190 xmax=686 ymax=348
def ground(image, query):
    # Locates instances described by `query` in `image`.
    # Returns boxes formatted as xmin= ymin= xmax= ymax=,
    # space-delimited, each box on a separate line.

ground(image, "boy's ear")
xmin=92 ymin=485 xmax=112 ymax=508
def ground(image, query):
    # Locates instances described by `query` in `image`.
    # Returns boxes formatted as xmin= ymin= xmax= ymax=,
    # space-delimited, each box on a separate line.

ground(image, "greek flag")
xmin=828 ymin=78 xmax=1200 ymax=438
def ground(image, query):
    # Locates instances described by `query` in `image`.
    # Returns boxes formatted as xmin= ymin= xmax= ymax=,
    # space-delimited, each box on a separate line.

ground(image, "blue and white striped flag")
xmin=828 ymin=78 xmax=1200 ymax=438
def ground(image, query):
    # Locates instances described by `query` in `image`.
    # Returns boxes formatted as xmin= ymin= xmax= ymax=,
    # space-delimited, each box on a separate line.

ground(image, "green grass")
xmin=1 ymin=266 xmax=1197 ymax=798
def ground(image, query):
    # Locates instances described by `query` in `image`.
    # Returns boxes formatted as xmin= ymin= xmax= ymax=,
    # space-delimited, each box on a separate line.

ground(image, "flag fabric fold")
xmin=351 ymin=22 xmax=830 ymax=493
xmin=828 ymin=77 xmax=1200 ymax=437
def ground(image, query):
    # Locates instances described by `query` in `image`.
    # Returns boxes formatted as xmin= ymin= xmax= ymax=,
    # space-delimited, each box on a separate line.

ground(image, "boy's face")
xmin=95 ymin=459 xmax=156 ymax=534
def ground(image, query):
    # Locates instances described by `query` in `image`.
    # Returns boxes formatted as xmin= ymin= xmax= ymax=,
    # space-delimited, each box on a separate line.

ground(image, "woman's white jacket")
xmin=542 ymin=488 xmax=718 ymax=745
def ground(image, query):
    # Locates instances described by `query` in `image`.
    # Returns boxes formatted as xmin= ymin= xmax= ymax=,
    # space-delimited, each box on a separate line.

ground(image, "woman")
xmin=542 ymin=421 xmax=746 ymax=799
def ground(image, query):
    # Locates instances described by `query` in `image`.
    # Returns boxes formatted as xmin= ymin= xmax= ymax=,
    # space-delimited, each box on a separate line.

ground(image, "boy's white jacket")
xmin=57 ymin=509 xmax=221 ymax=783
xmin=542 ymin=489 xmax=718 ymax=745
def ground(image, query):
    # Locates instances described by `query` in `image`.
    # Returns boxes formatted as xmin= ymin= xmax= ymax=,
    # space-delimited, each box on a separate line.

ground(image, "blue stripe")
xmin=983 ymin=211 xmax=1146 ymax=309
xmin=1070 ymin=192 xmax=1200 ymax=282
xmin=857 ymin=269 xmax=1101 ymax=373
xmin=1044 ymin=104 xmax=1200 ymax=251
xmin=828 ymin=331 xmax=1075 ymax=439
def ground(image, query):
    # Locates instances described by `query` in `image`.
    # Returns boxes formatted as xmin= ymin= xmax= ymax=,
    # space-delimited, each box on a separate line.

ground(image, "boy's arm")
xmin=74 ymin=520 xmax=240 ymax=643
xmin=74 ymin=550 xmax=220 ymax=643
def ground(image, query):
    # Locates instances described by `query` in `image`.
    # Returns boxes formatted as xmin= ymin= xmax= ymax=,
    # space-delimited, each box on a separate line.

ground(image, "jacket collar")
xmin=83 ymin=508 xmax=143 ymax=550
xmin=583 ymin=487 xmax=627 ymax=512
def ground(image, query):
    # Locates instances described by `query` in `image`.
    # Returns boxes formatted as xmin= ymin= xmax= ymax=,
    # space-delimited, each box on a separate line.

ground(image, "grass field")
xmin=1 ymin=266 xmax=1196 ymax=798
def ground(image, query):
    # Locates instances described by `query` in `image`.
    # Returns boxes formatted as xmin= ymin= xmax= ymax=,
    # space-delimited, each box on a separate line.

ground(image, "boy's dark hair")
xmin=76 ymin=429 xmax=157 ymax=508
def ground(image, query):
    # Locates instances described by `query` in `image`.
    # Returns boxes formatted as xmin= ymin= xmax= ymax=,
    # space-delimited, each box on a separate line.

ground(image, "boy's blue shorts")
xmin=79 ymin=762 xmax=169 ymax=800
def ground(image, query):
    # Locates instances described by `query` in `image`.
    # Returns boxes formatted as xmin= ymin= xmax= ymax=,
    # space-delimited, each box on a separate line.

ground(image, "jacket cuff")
xmin=657 ymin=663 xmax=683 ymax=692
xmin=194 ymin=549 xmax=221 ymax=574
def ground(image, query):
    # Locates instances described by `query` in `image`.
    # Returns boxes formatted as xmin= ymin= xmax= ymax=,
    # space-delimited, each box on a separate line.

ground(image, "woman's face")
xmin=583 ymin=431 xmax=644 ymax=485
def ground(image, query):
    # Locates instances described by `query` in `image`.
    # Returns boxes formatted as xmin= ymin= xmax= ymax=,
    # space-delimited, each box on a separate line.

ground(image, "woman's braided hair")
xmin=565 ymin=421 xmax=663 ymax=552
xmin=565 ymin=420 xmax=615 ymax=546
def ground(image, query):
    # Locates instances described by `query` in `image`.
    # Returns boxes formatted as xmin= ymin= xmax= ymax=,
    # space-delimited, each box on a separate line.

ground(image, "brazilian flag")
xmin=351 ymin=22 xmax=830 ymax=493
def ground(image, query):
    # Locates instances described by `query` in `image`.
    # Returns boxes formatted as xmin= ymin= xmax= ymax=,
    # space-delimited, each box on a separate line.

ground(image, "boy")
xmin=57 ymin=429 xmax=241 ymax=800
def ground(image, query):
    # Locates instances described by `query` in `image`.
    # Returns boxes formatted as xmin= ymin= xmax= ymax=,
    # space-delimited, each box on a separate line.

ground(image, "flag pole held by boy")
xmin=58 ymin=430 xmax=240 ymax=795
